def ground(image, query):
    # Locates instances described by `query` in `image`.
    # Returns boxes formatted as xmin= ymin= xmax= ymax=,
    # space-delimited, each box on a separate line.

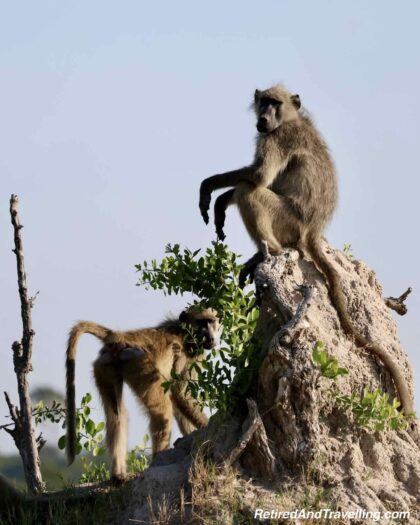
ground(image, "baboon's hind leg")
xmin=93 ymin=360 xmax=127 ymax=481
xmin=235 ymin=183 xmax=284 ymax=254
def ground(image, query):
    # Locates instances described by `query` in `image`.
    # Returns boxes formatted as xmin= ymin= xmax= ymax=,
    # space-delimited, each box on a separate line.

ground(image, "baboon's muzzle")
xmin=257 ymin=118 xmax=269 ymax=133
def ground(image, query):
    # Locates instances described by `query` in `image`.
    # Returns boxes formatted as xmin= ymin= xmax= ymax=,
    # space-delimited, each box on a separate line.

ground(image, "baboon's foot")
xmin=239 ymin=252 xmax=264 ymax=288
xmin=111 ymin=473 xmax=129 ymax=486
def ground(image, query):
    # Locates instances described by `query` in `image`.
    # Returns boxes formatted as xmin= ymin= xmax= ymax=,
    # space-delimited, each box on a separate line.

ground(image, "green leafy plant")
xmin=335 ymin=389 xmax=410 ymax=432
xmin=33 ymin=399 xmax=66 ymax=425
xmin=79 ymin=457 xmax=110 ymax=484
xmin=312 ymin=342 xmax=348 ymax=380
xmin=35 ymin=394 xmax=105 ymax=456
xmin=76 ymin=436 xmax=150 ymax=484
xmin=136 ymin=241 xmax=259 ymax=413
xmin=312 ymin=342 xmax=413 ymax=432
xmin=343 ymin=243 xmax=354 ymax=259
xmin=126 ymin=436 xmax=150 ymax=474
xmin=34 ymin=393 xmax=150 ymax=482
xmin=57 ymin=393 xmax=106 ymax=457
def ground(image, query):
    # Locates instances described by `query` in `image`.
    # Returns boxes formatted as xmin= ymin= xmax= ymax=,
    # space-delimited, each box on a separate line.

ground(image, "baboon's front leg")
xmin=199 ymin=167 xmax=255 ymax=224
xmin=138 ymin=378 xmax=174 ymax=455
xmin=173 ymin=407 xmax=197 ymax=436
xmin=214 ymin=189 xmax=235 ymax=240
xmin=149 ymin=400 xmax=173 ymax=455
xmin=171 ymin=383 xmax=208 ymax=430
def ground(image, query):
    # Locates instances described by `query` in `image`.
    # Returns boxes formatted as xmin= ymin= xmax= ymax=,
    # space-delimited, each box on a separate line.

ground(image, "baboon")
xmin=199 ymin=84 xmax=413 ymax=415
xmin=66 ymin=307 xmax=220 ymax=480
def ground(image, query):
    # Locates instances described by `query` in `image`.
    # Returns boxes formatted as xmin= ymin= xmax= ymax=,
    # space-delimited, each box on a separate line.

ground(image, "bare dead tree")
xmin=1 ymin=195 xmax=44 ymax=494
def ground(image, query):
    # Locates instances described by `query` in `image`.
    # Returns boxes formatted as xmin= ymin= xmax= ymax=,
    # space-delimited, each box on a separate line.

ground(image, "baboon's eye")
xmin=262 ymin=97 xmax=281 ymax=107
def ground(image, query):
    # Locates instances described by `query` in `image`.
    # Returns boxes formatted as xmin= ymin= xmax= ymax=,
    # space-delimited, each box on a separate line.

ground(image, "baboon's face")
xmin=195 ymin=316 xmax=220 ymax=349
xmin=254 ymin=88 xmax=301 ymax=134
xmin=256 ymin=96 xmax=283 ymax=133
xmin=180 ymin=309 xmax=220 ymax=350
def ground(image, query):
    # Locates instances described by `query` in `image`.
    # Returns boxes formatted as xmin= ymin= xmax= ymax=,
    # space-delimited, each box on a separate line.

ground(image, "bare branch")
xmin=277 ymin=283 xmax=315 ymax=345
xmin=223 ymin=418 xmax=261 ymax=468
xmin=4 ymin=391 xmax=19 ymax=424
xmin=10 ymin=194 xmax=36 ymax=368
xmin=385 ymin=287 xmax=412 ymax=316
xmin=36 ymin=433 xmax=47 ymax=453
xmin=223 ymin=399 xmax=276 ymax=479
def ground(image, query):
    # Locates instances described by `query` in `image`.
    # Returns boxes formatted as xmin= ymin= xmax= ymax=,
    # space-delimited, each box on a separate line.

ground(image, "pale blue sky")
xmin=1 ymin=1 xmax=419 ymax=454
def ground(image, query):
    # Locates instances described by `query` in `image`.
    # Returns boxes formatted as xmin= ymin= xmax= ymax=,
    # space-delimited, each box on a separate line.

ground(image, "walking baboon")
xmin=66 ymin=307 xmax=219 ymax=480
xmin=199 ymin=84 xmax=413 ymax=415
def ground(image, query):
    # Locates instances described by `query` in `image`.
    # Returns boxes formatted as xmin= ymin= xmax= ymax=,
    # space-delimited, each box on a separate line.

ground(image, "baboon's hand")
xmin=214 ymin=195 xmax=227 ymax=240
xmin=215 ymin=224 xmax=226 ymax=241
xmin=199 ymin=181 xmax=212 ymax=224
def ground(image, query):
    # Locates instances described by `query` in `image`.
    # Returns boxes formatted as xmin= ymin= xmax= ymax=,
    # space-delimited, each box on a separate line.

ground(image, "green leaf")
xmin=86 ymin=419 xmax=96 ymax=436
xmin=82 ymin=393 xmax=92 ymax=405
xmin=312 ymin=343 xmax=348 ymax=379
xmin=58 ymin=435 xmax=66 ymax=450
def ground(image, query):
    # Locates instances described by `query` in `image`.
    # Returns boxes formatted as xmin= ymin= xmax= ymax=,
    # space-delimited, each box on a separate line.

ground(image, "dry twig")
xmin=223 ymin=399 xmax=276 ymax=479
xmin=1 ymin=195 xmax=44 ymax=494
xmin=385 ymin=287 xmax=412 ymax=316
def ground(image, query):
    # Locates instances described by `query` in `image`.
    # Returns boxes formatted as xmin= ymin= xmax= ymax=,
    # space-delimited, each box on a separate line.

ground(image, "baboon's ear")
xmin=179 ymin=311 xmax=189 ymax=323
xmin=291 ymin=94 xmax=301 ymax=109
xmin=254 ymin=89 xmax=261 ymax=102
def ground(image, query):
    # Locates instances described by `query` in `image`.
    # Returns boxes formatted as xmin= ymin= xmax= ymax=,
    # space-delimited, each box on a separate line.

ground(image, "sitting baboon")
xmin=198 ymin=84 xmax=412 ymax=415
xmin=66 ymin=307 xmax=220 ymax=480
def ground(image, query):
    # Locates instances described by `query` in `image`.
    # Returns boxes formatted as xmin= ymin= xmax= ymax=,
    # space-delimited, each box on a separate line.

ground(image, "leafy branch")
xmin=136 ymin=241 xmax=259 ymax=413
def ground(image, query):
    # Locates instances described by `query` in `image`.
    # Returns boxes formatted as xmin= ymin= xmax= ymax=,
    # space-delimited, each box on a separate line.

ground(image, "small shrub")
xmin=335 ymin=389 xmax=410 ymax=432
xmin=312 ymin=342 xmax=412 ymax=432
xmin=79 ymin=457 xmax=110 ymax=484
xmin=35 ymin=393 xmax=150 ymax=483
xmin=126 ymin=436 xmax=150 ymax=474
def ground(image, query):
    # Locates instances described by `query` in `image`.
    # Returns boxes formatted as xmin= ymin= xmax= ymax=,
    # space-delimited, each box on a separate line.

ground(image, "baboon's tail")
xmin=66 ymin=321 xmax=112 ymax=465
xmin=306 ymin=234 xmax=413 ymax=415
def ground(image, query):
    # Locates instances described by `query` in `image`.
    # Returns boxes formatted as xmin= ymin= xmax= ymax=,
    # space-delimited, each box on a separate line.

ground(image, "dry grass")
xmin=188 ymin=453 xmax=253 ymax=524
xmin=142 ymin=452 xmax=352 ymax=525
xmin=187 ymin=453 xmax=352 ymax=525
xmin=146 ymin=493 xmax=180 ymax=525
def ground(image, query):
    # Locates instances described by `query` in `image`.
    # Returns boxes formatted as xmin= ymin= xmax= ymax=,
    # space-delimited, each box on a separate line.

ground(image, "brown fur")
xmin=199 ymin=84 xmax=413 ymax=415
xmin=66 ymin=308 xmax=219 ymax=480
